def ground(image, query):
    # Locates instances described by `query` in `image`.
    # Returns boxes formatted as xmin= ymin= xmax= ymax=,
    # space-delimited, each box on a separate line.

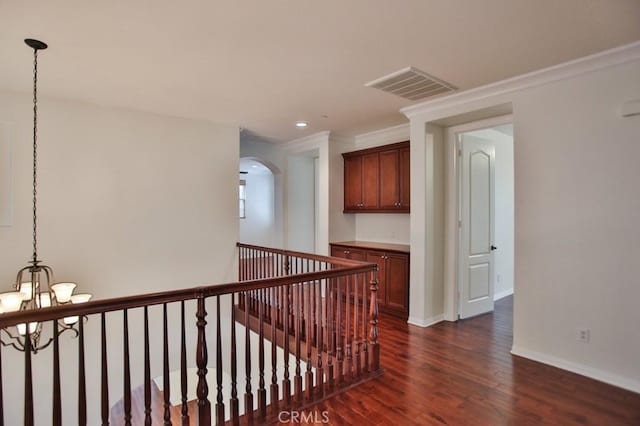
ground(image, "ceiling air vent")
xmin=365 ymin=67 xmax=456 ymax=101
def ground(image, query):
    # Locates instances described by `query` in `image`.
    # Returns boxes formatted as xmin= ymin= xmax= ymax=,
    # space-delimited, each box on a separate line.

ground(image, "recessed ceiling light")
xmin=295 ymin=121 xmax=308 ymax=128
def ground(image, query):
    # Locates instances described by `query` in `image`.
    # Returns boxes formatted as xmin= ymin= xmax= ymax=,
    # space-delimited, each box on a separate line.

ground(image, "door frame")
xmin=443 ymin=114 xmax=512 ymax=321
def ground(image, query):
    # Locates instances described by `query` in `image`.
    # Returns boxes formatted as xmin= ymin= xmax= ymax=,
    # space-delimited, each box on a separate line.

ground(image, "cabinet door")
xmin=361 ymin=153 xmax=379 ymax=208
xmin=331 ymin=245 xmax=348 ymax=258
xmin=379 ymin=149 xmax=400 ymax=209
xmin=344 ymin=156 xmax=362 ymax=210
xmin=386 ymin=253 xmax=409 ymax=314
xmin=365 ymin=251 xmax=387 ymax=306
xmin=399 ymin=147 xmax=410 ymax=210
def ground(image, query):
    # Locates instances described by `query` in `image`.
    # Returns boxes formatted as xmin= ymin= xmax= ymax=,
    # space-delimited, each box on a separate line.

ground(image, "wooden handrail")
xmin=0 ymin=264 xmax=375 ymax=328
xmin=0 ymin=243 xmax=380 ymax=425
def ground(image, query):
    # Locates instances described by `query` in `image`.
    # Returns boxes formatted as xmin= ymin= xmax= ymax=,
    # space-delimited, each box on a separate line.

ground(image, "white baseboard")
xmin=511 ymin=345 xmax=640 ymax=395
xmin=493 ymin=288 xmax=514 ymax=301
xmin=407 ymin=314 xmax=444 ymax=328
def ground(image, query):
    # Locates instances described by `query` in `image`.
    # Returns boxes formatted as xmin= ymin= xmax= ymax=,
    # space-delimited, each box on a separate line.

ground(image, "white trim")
xmin=493 ymin=288 xmax=513 ymax=301
xmin=401 ymin=41 xmax=640 ymax=119
xmin=407 ymin=314 xmax=444 ymax=328
xmin=511 ymin=345 xmax=640 ymax=395
xmin=354 ymin=123 xmax=409 ymax=148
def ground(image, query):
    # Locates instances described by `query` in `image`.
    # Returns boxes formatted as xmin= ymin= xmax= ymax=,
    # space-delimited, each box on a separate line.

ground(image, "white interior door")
xmin=458 ymin=134 xmax=496 ymax=319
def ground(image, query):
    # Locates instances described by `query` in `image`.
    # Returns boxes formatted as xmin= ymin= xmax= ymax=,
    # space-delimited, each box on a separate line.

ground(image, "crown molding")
xmin=284 ymin=130 xmax=331 ymax=152
xmin=401 ymin=40 xmax=640 ymax=119
xmin=354 ymin=122 xmax=410 ymax=148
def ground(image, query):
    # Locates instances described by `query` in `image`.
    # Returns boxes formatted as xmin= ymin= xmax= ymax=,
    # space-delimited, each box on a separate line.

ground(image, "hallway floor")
xmin=300 ymin=296 xmax=640 ymax=425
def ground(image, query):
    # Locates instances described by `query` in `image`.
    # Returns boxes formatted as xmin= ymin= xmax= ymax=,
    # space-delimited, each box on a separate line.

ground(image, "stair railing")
xmin=0 ymin=243 xmax=380 ymax=425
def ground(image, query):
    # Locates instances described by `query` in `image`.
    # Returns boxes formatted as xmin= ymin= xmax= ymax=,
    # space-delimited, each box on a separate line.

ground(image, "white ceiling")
xmin=1 ymin=1 xmax=639 ymax=143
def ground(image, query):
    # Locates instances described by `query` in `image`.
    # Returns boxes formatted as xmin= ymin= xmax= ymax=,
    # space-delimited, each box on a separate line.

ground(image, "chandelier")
xmin=0 ymin=39 xmax=92 ymax=353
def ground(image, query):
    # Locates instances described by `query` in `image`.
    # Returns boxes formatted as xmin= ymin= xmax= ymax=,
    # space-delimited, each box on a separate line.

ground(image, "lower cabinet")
xmin=330 ymin=243 xmax=409 ymax=319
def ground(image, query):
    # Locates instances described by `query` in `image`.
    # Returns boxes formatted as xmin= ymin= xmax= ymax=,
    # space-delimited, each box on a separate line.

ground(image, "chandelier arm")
xmin=58 ymin=323 xmax=80 ymax=339
xmin=42 ymin=265 xmax=53 ymax=291
xmin=15 ymin=266 xmax=31 ymax=288
xmin=33 ymin=336 xmax=54 ymax=352
xmin=0 ymin=328 xmax=26 ymax=351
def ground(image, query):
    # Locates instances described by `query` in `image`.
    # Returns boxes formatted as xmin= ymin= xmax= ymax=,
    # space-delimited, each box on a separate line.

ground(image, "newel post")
xmin=368 ymin=267 xmax=380 ymax=372
xmin=196 ymin=295 xmax=211 ymax=425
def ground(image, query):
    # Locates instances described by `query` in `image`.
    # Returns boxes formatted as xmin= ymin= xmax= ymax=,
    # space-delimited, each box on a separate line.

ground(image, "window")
xmin=239 ymin=180 xmax=246 ymax=219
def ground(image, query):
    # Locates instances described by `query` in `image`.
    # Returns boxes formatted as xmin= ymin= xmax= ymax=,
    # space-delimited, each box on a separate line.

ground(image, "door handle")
xmin=490 ymin=245 xmax=497 ymax=251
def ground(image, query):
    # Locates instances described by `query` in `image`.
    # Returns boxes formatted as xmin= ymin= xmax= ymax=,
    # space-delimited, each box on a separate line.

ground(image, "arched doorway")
xmin=239 ymin=157 xmax=280 ymax=247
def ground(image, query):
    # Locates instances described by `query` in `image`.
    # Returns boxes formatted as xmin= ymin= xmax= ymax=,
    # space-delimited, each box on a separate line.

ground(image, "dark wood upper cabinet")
xmin=342 ymin=141 xmax=409 ymax=213
xmin=344 ymin=156 xmax=363 ymax=210
xmin=379 ymin=149 xmax=401 ymax=209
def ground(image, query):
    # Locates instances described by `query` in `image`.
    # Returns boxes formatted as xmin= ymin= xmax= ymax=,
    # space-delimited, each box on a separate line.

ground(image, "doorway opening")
xmin=444 ymin=115 xmax=514 ymax=320
xmin=239 ymin=157 xmax=278 ymax=247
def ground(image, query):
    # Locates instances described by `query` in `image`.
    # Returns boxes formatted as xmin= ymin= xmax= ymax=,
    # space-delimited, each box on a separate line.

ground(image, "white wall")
xmin=0 ymin=91 xmax=239 ymax=424
xmin=286 ymin=154 xmax=316 ymax=252
xmin=0 ymin=122 xmax=11 ymax=226
xmin=239 ymin=172 xmax=276 ymax=247
xmin=403 ymin=45 xmax=640 ymax=392
xmin=492 ymin=130 xmax=514 ymax=299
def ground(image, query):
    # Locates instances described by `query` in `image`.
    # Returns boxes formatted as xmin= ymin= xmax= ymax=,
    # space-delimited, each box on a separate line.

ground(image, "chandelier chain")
xmin=32 ymin=48 xmax=39 ymax=264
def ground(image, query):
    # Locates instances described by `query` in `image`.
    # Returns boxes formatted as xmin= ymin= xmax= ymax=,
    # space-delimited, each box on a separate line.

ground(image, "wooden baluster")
xmin=346 ymin=275 xmax=353 ymax=383
xmin=283 ymin=285 xmax=291 ymax=406
xmin=101 ymin=313 xmax=109 ymax=426
xmin=123 ymin=310 xmax=132 ymax=426
xmin=254 ymin=248 xmax=258 ymax=281
xmin=369 ymin=269 xmax=380 ymax=372
xmin=230 ymin=293 xmax=239 ymax=424
xmin=163 ymin=304 xmax=171 ymax=426
xmin=316 ymin=279 xmax=324 ymax=398
xmin=294 ymin=283 xmax=303 ymax=404
xmin=77 ymin=318 xmax=87 ymax=426
xmin=244 ymin=291 xmax=254 ymax=424
xmin=144 ymin=307 xmax=152 ymax=426
xmin=196 ymin=296 xmax=211 ymax=426
xmin=362 ymin=273 xmax=369 ymax=373
xmin=258 ymin=288 xmax=267 ymax=419
xmin=215 ymin=296 xmax=224 ymax=426
xmin=24 ymin=328 xmax=34 ymax=426
xmin=52 ymin=321 xmax=61 ymax=426
xmin=0 ymin=341 xmax=3 ymax=426
xmin=270 ymin=287 xmax=279 ymax=414
xmin=305 ymin=282 xmax=314 ymax=402
xmin=354 ymin=274 xmax=361 ymax=379
xmin=243 ymin=248 xmax=248 ymax=282
xmin=180 ymin=301 xmax=189 ymax=425
xmin=327 ymin=278 xmax=335 ymax=390
xmin=336 ymin=277 xmax=344 ymax=386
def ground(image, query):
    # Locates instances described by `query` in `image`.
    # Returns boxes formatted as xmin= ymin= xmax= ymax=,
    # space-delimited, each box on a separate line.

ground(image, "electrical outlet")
xmin=497 ymin=274 xmax=501 ymax=283
xmin=577 ymin=328 xmax=590 ymax=343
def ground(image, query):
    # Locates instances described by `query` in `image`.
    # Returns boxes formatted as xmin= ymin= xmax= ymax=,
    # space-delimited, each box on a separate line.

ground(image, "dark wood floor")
xmin=295 ymin=296 xmax=640 ymax=425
